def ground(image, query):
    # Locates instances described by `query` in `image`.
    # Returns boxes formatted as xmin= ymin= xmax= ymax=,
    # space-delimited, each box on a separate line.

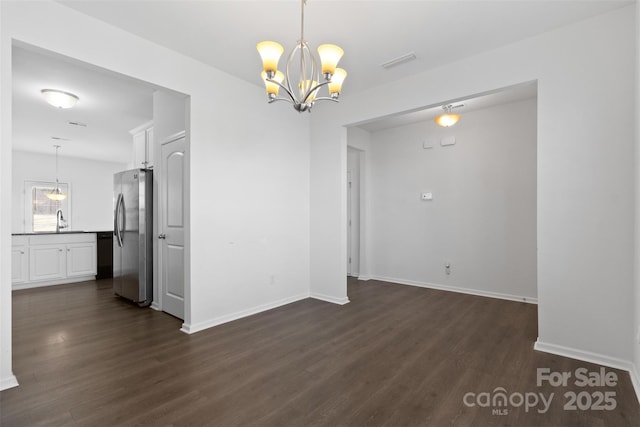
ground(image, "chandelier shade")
xmin=328 ymin=68 xmax=347 ymax=96
xmin=256 ymin=41 xmax=284 ymax=73
xmin=317 ymin=44 xmax=344 ymax=75
xmin=261 ymin=71 xmax=284 ymax=96
xmin=256 ymin=0 xmax=346 ymax=113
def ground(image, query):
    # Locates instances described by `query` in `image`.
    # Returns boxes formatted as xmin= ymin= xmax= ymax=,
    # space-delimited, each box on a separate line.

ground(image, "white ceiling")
xmin=58 ymin=0 xmax=631 ymax=96
xmin=12 ymin=1 xmax=631 ymax=161
xmin=355 ymin=80 xmax=537 ymax=132
xmin=12 ymin=43 xmax=155 ymax=163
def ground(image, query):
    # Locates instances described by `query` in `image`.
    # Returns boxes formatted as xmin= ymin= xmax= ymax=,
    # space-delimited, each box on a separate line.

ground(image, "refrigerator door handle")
xmin=118 ymin=194 xmax=125 ymax=246
xmin=114 ymin=193 xmax=120 ymax=246
xmin=115 ymin=193 xmax=124 ymax=247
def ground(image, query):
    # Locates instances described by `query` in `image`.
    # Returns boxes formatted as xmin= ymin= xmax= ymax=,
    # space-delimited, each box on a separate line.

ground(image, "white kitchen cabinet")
xmin=131 ymin=121 xmax=154 ymax=169
xmin=12 ymin=233 xmax=97 ymax=289
xmin=11 ymin=242 xmax=28 ymax=284
xmin=29 ymin=244 xmax=66 ymax=282
xmin=67 ymin=242 xmax=97 ymax=277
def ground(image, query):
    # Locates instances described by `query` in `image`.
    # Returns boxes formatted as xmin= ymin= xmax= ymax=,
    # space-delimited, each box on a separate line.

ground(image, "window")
xmin=24 ymin=181 xmax=70 ymax=233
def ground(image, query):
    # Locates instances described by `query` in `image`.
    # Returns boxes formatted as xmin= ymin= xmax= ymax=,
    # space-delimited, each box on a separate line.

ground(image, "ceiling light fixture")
xmin=46 ymin=145 xmax=67 ymax=201
xmin=434 ymin=104 xmax=463 ymax=127
xmin=256 ymin=0 xmax=347 ymax=113
xmin=41 ymin=89 xmax=79 ymax=109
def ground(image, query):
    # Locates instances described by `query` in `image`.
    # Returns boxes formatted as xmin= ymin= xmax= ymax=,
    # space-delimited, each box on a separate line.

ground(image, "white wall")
xmin=11 ymin=151 xmax=126 ymax=233
xmin=311 ymin=5 xmax=635 ymax=367
xmin=367 ymin=98 xmax=537 ymax=302
xmin=153 ymin=90 xmax=187 ymax=145
xmin=0 ymin=0 xmax=311 ymax=388
xmin=634 ymin=0 xmax=640 ymax=397
xmin=0 ymin=0 xmax=15 ymax=392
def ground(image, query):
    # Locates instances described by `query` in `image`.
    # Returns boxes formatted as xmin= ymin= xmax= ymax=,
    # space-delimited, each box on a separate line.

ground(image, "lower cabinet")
xmin=29 ymin=244 xmax=67 ymax=282
xmin=67 ymin=242 xmax=98 ymax=277
xmin=11 ymin=243 xmax=28 ymax=284
xmin=12 ymin=233 xmax=97 ymax=289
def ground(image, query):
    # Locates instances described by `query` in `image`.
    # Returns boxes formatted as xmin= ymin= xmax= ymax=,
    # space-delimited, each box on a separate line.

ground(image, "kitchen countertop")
xmin=12 ymin=231 xmax=112 ymax=236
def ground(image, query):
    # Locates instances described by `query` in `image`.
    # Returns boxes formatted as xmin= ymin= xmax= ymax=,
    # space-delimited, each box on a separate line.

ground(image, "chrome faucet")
xmin=56 ymin=209 xmax=67 ymax=233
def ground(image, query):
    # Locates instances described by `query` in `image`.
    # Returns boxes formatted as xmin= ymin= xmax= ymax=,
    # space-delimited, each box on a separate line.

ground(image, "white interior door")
xmin=159 ymin=134 xmax=186 ymax=319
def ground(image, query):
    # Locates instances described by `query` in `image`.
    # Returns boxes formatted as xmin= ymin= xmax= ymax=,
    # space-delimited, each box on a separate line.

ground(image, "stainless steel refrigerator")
xmin=113 ymin=169 xmax=153 ymax=306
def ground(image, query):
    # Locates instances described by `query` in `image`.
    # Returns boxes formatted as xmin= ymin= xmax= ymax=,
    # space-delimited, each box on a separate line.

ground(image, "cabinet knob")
xmin=59 ymin=249 xmax=63 ymax=252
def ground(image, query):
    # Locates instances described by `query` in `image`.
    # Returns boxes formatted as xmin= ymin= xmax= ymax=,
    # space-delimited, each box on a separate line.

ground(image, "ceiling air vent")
xmin=381 ymin=52 xmax=417 ymax=69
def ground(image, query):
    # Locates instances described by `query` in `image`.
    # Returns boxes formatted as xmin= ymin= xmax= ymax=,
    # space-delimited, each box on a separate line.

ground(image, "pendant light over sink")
xmin=46 ymin=145 xmax=67 ymax=201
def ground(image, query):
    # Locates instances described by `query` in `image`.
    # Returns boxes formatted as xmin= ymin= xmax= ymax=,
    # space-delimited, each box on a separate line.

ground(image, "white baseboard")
xmin=370 ymin=275 xmax=537 ymax=304
xmin=149 ymin=302 xmax=161 ymax=311
xmin=534 ymin=339 xmax=634 ymax=373
xmin=0 ymin=374 xmax=19 ymax=391
xmin=180 ymin=292 xmax=310 ymax=334
xmin=12 ymin=276 xmax=96 ymax=291
xmin=630 ymin=364 xmax=640 ymax=405
xmin=357 ymin=275 xmax=371 ymax=281
xmin=535 ymin=341 xmax=640 ymax=404
xmin=310 ymin=292 xmax=350 ymax=305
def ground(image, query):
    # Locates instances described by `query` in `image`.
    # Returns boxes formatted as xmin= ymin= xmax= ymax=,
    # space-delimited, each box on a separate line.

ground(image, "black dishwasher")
xmin=96 ymin=231 xmax=113 ymax=279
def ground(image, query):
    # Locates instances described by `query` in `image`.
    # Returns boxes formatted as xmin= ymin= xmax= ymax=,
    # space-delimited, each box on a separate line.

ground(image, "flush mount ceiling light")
xmin=41 ymin=89 xmax=79 ymax=109
xmin=434 ymin=104 xmax=463 ymax=127
xmin=46 ymin=145 xmax=67 ymax=201
xmin=256 ymin=0 xmax=347 ymax=113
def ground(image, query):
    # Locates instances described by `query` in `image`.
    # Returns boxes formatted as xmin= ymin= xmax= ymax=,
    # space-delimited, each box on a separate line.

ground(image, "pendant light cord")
xmin=54 ymin=145 xmax=60 ymax=187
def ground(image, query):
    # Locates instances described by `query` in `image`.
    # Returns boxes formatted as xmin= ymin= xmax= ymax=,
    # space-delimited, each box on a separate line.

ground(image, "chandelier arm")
xmin=266 ymin=78 xmax=297 ymax=103
xmin=285 ymin=44 xmax=301 ymax=103
xmin=302 ymin=80 xmax=330 ymax=103
xmin=312 ymin=97 xmax=339 ymax=103
xmin=268 ymin=97 xmax=293 ymax=105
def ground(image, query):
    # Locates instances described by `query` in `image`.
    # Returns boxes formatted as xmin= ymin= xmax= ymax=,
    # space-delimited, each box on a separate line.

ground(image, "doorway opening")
xmin=345 ymin=81 xmax=538 ymax=307
xmin=10 ymin=41 xmax=191 ymax=322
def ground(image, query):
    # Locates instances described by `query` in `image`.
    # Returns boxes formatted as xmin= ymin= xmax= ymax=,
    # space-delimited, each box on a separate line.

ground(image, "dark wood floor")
xmin=1 ymin=277 xmax=639 ymax=426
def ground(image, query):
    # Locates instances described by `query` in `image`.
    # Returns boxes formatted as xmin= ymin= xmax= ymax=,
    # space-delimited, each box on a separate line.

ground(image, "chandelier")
xmin=256 ymin=0 xmax=347 ymax=113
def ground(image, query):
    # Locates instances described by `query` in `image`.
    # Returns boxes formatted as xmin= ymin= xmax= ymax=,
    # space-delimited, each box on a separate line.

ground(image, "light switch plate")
xmin=421 ymin=192 xmax=433 ymax=201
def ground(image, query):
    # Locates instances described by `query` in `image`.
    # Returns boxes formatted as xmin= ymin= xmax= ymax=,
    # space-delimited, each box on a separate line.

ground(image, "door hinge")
xmin=349 ymin=257 xmax=351 ymax=264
